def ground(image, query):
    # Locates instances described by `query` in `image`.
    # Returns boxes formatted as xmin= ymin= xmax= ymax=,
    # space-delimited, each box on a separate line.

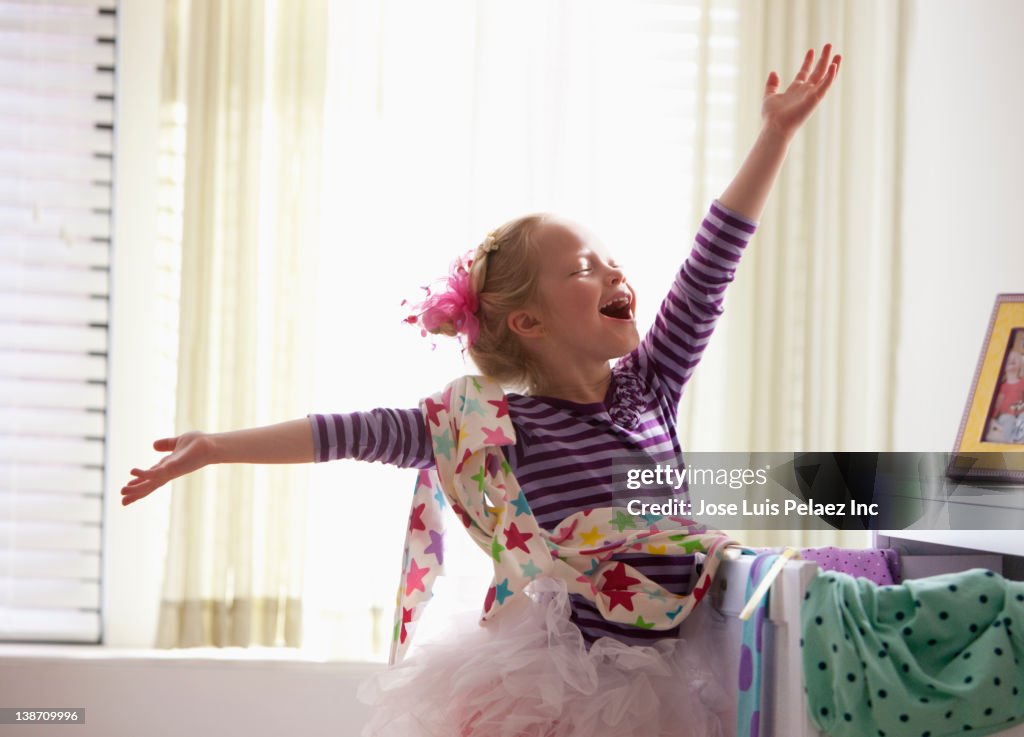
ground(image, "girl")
xmin=987 ymin=343 xmax=1024 ymax=444
xmin=123 ymin=45 xmax=841 ymax=737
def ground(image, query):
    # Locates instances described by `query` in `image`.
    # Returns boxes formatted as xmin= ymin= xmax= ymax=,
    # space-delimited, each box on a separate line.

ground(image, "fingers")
xmin=122 ymin=436 xmax=186 ymax=506
xmin=153 ymin=437 xmax=178 ymax=452
xmin=128 ymin=462 xmax=167 ymax=481
xmin=764 ymin=70 xmax=780 ymax=97
xmin=121 ymin=473 xmax=172 ymax=505
xmin=122 ymin=462 xmax=171 ymax=501
xmin=789 ymin=44 xmax=838 ymax=90
xmin=121 ymin=479 xmax=156 ymax=505
xmin=815 ymin=55 xmax=841 ymax=99
xmin=789 ymin=48 xmax=815 ymax=88
xmin=808 ymin=43 xmax=833 ymax=84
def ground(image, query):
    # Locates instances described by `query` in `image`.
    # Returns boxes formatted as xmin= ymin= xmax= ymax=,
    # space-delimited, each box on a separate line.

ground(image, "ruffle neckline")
xmin=516 ymin=360 xmax=649 ymax=430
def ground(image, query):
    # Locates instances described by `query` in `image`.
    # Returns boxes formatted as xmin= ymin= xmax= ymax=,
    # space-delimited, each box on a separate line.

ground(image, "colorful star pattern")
xmin=503 ymin=522 xmax=533 ymax=553
xmin=423 ymin=397 xmax=444 ymax=427
xmin=388 ymin=374 xmax=743 ymax=666
xmin=433 ymin=429 xmax=454 ymax=459
xmin=644 ymin=586 xmax=666 ymax=601
xmin=494 ymin=578 xmax=513 ymax=605
xmin=424 ymin=529 xmax=444 ymax=564
xmin=408 ymin=503 xmax=426 ymax=533
xmin=511 ymin=491 xmax=532 ymax=517
xmin=610 ymin=510 xmax=637 ymax=532
xmin=634 ymin=615 xmax=655 ymax=629
xmin=481 ymin=426 xmax=513 ymax=445
xmin=603 ymin=562 xmax=641 ymax=591
xmin=487 ymin=395 xmax=509 ymax=418
xmin=490 ymin=536 xmax=505 ymax=562
xmin=520 ymin=560 xmax=542 ymax=579
xmin=405 ymin=560 xmax=429 ymax=595
xmin=579 ymin=526 xmax=603 ymax=547
xmin=605 ymin=589 xmax=636 ymax=612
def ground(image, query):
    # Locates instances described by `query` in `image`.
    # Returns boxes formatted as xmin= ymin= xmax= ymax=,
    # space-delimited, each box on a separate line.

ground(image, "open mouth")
xmin=599 ymin=293 xmax=634 ymax=321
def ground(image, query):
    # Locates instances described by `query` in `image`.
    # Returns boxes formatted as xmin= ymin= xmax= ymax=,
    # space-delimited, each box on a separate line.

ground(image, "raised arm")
xmin=623 ymin=44 xmax=840 ymax=407
xmin=719 ymin=44 xmax=840 ymax=222
xmin=623 ymin=201 xmax=757 ymax=410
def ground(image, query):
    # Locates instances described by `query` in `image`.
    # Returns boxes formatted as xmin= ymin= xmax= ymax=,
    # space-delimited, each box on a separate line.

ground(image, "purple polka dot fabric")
xmin=739 ymin=644 xmax=754 ymax=690
xmin=799 ymin=546 xmax=901 ymax=585
xmin=737 ymin=552 xmax=781 ymax=737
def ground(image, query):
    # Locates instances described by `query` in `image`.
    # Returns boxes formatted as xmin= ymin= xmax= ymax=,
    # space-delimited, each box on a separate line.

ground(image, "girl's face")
xmin=525 ymin=218 xmax=640 ymax=365
xmin=1005 ymin=350 xmax=1023 ymax=382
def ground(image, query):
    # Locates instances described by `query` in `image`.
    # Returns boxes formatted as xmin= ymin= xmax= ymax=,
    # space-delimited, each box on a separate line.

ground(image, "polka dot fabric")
xmin=800 ymin=545 xmax=901 ymax=586
xmin=801 ymin=568 xmax=1024 ymax=737
xmin=736 ymin=552 xmax=778 ymax=737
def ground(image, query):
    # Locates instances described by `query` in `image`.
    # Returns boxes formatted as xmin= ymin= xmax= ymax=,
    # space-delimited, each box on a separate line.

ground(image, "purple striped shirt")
xmin=309 ymin=200 xmax=757 ymax=646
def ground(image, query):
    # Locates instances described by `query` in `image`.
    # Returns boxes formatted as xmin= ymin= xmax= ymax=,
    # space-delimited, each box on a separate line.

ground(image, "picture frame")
xmin=949 ymin=293 xmax=1024 ymax=482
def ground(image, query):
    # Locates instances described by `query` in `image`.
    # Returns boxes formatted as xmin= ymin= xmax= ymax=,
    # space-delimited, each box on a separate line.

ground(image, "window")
xmin=0 ymin=0 xmax=118 ymax=643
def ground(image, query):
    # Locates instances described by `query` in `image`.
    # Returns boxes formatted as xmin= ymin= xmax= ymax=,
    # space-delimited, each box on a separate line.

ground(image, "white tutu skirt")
xmin=358 ymin=577 xmax=729 ymax=737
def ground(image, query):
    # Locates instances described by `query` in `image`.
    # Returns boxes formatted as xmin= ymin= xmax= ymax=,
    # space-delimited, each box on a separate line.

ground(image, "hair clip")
xmin=480 ymin=230 xmax=500 ymax=253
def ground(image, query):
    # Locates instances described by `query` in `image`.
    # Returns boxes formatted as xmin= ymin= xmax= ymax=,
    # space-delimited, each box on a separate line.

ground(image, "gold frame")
xmin=950 ymin=294 xmax=1024 ymax=482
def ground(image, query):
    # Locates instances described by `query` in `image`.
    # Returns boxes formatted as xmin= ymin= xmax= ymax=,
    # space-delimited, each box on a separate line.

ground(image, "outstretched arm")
xmin=122 ymin=408 xmax=435 ymax=506
xmin=719 ymin=44 xmax=841 ymax=222
xmin=121 ymin=419 xmax=315 ymax=506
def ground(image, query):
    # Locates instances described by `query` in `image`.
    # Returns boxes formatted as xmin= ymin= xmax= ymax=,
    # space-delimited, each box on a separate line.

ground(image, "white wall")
xmin=894 ymin=0 xmax=1024 ymax=450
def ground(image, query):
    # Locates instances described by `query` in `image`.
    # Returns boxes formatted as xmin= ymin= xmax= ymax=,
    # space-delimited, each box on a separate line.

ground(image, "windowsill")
xmin=0 ymin=643 xmax=385 ymax=671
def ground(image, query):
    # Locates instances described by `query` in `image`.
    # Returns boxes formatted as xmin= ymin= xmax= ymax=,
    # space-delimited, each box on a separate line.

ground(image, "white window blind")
xmin=0 ymin=0 xmax=117 ymax=643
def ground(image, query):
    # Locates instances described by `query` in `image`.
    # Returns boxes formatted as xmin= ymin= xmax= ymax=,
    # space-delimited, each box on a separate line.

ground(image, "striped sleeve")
xmin=306 ymin=408 xmax=435 ymax=469
xmin=631 ymin=199 xmax=758 ymax=409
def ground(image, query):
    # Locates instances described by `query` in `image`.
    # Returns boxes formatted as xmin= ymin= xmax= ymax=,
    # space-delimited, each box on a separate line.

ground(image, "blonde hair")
xmin=466 ymin=214 xmax=548 ymax=390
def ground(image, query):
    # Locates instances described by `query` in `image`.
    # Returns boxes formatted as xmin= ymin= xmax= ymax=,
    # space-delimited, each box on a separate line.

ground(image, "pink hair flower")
xmin=405 ymin=251 xmax=480 ymax=350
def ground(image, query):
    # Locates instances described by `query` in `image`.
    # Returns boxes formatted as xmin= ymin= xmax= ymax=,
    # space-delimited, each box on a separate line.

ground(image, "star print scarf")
xmin=389 ymin=374 xmax=744 ymax=664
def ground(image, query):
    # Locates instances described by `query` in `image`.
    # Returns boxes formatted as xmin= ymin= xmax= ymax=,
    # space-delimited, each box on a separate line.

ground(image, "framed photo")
xmin=950 ymin=294 xmax=1024 ymax=482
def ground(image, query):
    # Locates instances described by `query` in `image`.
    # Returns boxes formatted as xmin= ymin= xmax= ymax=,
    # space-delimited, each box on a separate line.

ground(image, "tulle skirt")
xmin=358 ymin=577 xmax=729 ymax=737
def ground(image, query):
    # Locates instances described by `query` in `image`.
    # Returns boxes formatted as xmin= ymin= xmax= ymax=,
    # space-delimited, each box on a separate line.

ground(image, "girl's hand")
xmin=121 ymin=431 xmax=215 ymax=506
xmin=762 ymin=43 xmax=841 ymax=141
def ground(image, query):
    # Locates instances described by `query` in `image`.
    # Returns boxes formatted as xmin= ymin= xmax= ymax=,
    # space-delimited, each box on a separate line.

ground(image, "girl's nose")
xmin=607 ymin=265 xmax=625 ymax=285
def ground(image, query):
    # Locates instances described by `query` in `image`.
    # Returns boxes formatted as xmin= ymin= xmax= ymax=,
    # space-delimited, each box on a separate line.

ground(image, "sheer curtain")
xmin=156 ymin=0 xmax=326 ymax=648
xmin=155 ymin=0 xmax=903 ymax=658
xmin=698 ymin=0 xmax=905 ymax=549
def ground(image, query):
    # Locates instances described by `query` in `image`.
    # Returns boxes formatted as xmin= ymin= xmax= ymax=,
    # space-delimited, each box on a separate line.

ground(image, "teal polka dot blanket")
xmin=802 ymin=568 xmax=1024 ymax=737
